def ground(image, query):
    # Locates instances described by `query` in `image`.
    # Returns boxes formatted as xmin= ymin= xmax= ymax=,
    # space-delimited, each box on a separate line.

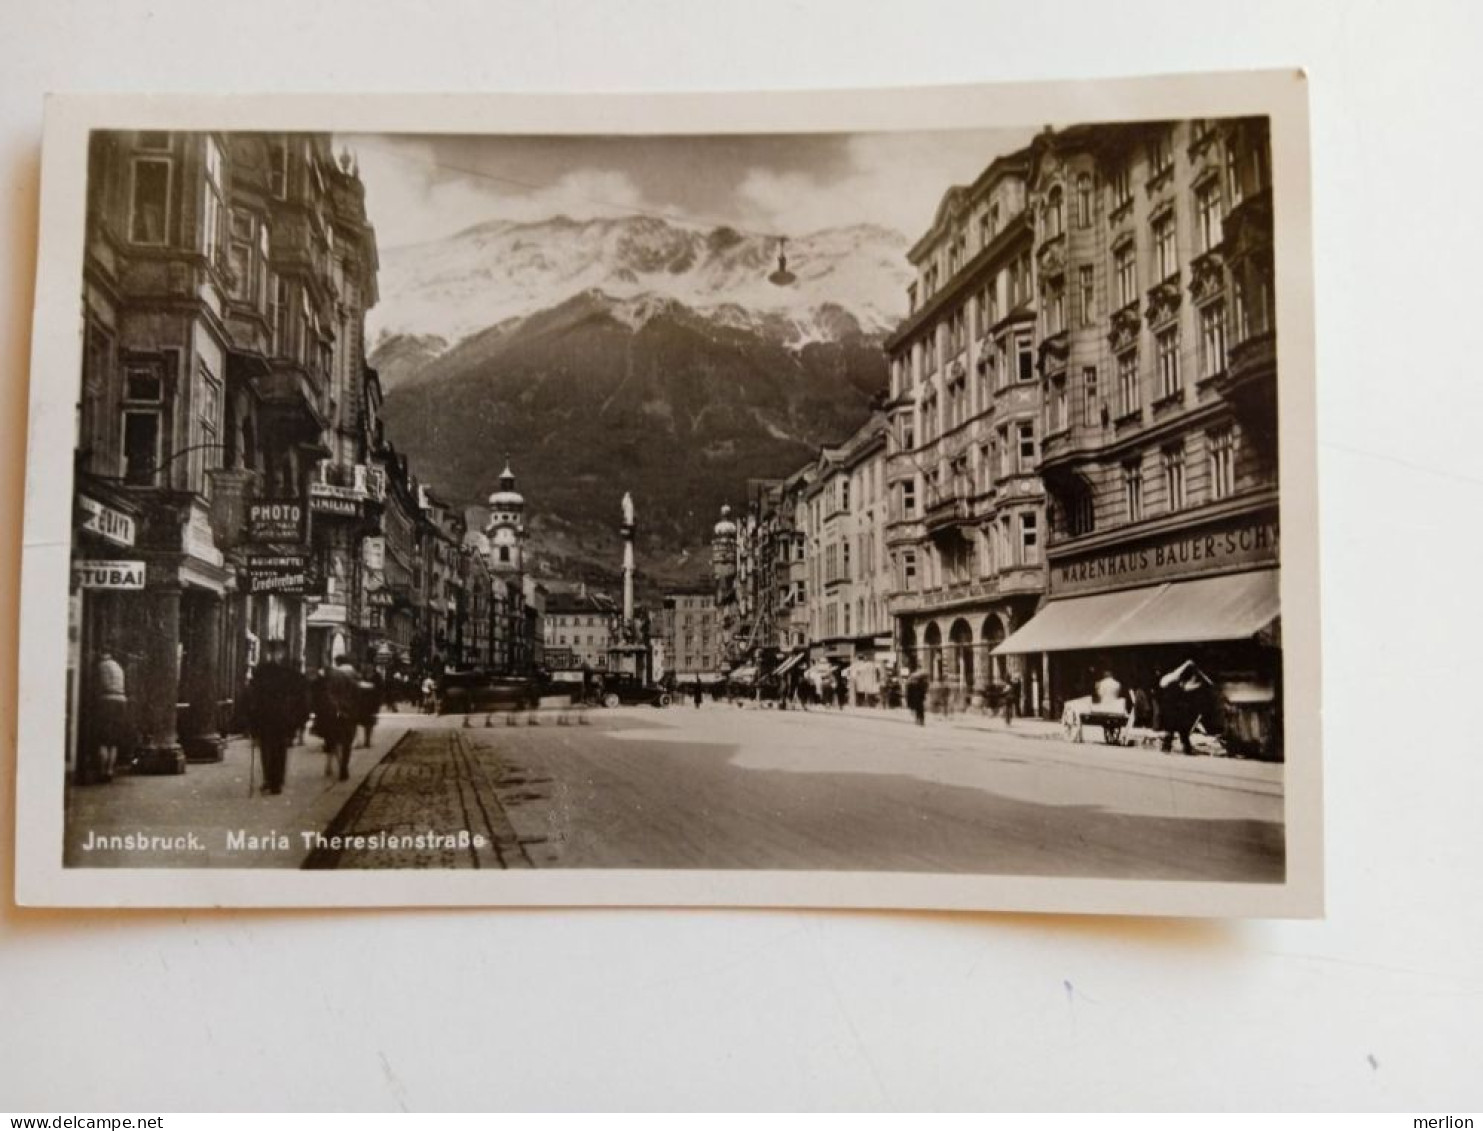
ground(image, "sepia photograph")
xmin=16 ymin=75 xmax=1320 ymax=911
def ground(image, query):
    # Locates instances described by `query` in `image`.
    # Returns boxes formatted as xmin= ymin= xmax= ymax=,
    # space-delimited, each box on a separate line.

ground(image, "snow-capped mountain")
xmin=368 ymin=214 xmax=911 ymax=364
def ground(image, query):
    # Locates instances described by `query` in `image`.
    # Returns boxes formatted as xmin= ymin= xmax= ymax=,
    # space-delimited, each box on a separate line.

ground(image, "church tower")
xmin=485 ymin=463 xmax=525 ymax=577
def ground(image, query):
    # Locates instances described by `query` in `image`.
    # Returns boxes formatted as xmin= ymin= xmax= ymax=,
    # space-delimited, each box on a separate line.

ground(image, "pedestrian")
xmin=1158 ymin=660 xmax=1210 ymax=756
xmin=1002 ymin=674 xmax=1020 ymax=726
xmin=835 ymin=669 xmax=848 ymax=710
xmin=420 ymin=674 xmax=436 ymax=714
xmin=243 ymin=641 xmax=309 ymax=796
xmin=320 ymin=654 xmax=362 ymax=781
xmin=1094 ymin=669 xmax=1123 ymax=708
xmin=905 ymin=665 xmax=929 ymax=726
xmin=356 ymin=668 xmax=381 ymax=748
xmin=87 ymin=646 xmax=130 ymax=783
xmin=691 ymin=679 xmax=703 ymax=709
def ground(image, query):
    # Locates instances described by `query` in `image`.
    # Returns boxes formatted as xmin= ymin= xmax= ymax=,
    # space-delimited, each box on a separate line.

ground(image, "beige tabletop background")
xmin=1 ymin=0 xmax=1480 ymax=1112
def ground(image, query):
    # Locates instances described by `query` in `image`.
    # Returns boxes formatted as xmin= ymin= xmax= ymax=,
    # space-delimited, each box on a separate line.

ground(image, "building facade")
xmin=542 ymin=590 xmax=618 ymax=672
xmin=72 ymin=130 xmax=381 ymax=772
xmin=882 ymin=148 xmax=1047 ymax=710
xmin=661 ymin=590 xmax=720 ymax=681
xmin=997 ymin=118 xmax=1280 ymax=749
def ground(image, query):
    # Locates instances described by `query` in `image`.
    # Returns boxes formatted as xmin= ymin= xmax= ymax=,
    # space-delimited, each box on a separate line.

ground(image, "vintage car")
xmin=596 ymin=674 xmax=671 ymax=709
xmin=435 ymin=670 xmax=542 ymax=715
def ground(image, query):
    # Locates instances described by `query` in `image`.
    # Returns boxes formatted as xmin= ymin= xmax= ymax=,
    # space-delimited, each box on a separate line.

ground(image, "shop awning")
xmin=729 ymin=664 xmax=758 ymax=683
xmin=993 ymin=569 xmax=1280 ymax=654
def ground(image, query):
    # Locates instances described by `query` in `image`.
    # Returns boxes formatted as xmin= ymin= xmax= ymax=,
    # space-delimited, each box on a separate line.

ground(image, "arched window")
xmin=1047 ymin=186 xmax=1064 ymax=238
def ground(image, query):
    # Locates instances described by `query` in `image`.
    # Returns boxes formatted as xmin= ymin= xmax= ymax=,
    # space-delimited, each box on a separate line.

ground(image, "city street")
xmin=309 ymin=704 xmax=1284 ymax=880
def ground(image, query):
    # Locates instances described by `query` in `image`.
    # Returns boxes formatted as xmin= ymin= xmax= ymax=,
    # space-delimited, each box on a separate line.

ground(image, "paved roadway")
xmin=310 ymin=704 xmax=1284 ymax=881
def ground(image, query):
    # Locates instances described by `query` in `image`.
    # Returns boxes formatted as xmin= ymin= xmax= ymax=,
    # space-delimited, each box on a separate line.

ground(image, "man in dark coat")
xmin=244 ymin=642 xmax=309 ymax=795
xmin=1158 ymin=659 xmax=1210 ymax=755
xmin=320 ymin=655 xmax=362 ymax=781
xmin=905 ymin=664 xmax=929 ymax=727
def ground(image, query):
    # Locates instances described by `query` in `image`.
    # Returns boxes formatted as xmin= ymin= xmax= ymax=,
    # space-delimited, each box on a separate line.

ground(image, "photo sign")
xmin=246 ymin=497 xmax=307 ymax=544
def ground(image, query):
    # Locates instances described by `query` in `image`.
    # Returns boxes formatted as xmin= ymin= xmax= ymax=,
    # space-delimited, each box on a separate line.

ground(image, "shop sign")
xmin=78 ymin=495 xmax=136 ymax=548
xmin=243 ymin=554 xmax=310 ymax=595
xmin=310 ymin=482 xmax=363 ymax=518
xmin=367 ymin=589 xmax=395 ymax=608
xmin=73 ymin=559 xmax=146 ymax=590
xmin=246 ymin=498 xmax=307 ymax=544
xmin=307 ymin=602 xmax=347 ymax=626
xmin=1050 ymin=514 xmax=1279 ymax=597
xmin=362 ymin=536 xmax=385 ymax=571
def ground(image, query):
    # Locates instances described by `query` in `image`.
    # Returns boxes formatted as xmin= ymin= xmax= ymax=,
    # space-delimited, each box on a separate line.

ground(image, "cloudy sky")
xmin=342 ymin=128 xmax=1036 ymax=249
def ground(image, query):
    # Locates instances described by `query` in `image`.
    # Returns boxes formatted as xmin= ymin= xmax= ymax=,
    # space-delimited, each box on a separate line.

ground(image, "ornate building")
xmin=71 ymin=130 xmax=379 ymax=772
xmin=882 ymin=147 xmax=1047 ymax=710
xmin=996 ymin=118 xmax=1280 ymax=750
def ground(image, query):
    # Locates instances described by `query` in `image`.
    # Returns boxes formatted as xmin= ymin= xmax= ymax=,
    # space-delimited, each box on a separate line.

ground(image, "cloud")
xmin=349 ymin=137 xmax=650 ymax=247
xmin=734 ymin=128 xmax=1035 ymax=239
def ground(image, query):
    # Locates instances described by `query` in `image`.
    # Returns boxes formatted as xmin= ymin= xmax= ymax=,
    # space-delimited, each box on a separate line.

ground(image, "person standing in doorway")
xmin=244 ymin=641 xmax=308 ymax=796
xmin=89 ymin=646 xmax=130 ymax=783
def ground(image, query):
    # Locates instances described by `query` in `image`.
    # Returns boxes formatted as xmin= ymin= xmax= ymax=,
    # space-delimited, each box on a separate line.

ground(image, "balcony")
xmin=1188 ymin=250 xmax=1226 ymax=305
xmin=1144 ymin=273 xmax=1182 ymax=329
xmin=1108 ymin=301 xmax=1141 ymax=353
xmin=1038 ymin=330 xmax=1069 ymax=378
xmin=923 ymin=493 xmax=970 ymax=537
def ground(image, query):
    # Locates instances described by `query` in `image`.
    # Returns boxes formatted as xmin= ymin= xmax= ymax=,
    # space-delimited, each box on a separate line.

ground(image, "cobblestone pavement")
xmin=303 ymin=725 xmax=561 ymax=869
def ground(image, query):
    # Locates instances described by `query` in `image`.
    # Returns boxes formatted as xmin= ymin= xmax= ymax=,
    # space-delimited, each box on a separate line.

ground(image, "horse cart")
xmin=1061 ymin=695 xmax=1135 ymax=746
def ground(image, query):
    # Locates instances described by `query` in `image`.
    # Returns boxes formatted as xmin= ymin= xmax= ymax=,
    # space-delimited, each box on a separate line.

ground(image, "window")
xmin=1199 ymin=301 xmax=1228 ymax=379
xmin=902 ymin=480 xmax=916 ymax=519
xmin=1011 ymin=252 xmax=1033 ymax=307
xmin=1156 ymin=326 xmax=1182 ymax=399
xmin=842 ymin=540 xmax=851 ymax=579
xmin=194 ymin=362 xmax=222 ymax=498
xmin=988 ymin=203 xmax=1001 ymax=241
xmin=840 ymin=477 xmax=850 ymax=512
xmin=203 ymin=136 xmax=226 ymax=271
xmin=842 ymin=604 xmax=852 ymax=636
xmin=1208 ymin=428 xmax=1236 ymax=500
xmin=1152 ymin=211 xmax=1178 ymax=281
xmin=270 ymin=274 xmax=289 ymax=354
xmin=1123 ymin=461 xmax=1144 ymax=523
xmin=122 ymin=412 xmax=161 ymax=486
xmin=1020 ymin=513 xmax=1040 ymax=565
xmin=1017 ymin=422 xmax=1036 ymax=473
xmin=121 ymin=365 xmax=164 ymax=486
xmin=1069 ymin=488 xmax=1096 ymax=538
xmin=498 ymin=546 xmax=510 ymax=563
xmin=129 ymin=158 xmax=171 ymax=244
xmin=1046 ymin=186 xmax=1064 ymax=239
xmin=1016 ymin=334 xmax=1035 ymax=383
xmin=1110 ymin=164 xmax=1133 ymax=213
xmin=1162 ymin=445 xmax=1187 ymax=511
xmin=1195 ymin=178 xmax=1223 ymax=254
xmin=900 ymin=416 xmax=915 ymax=450
xmin=1078 ymin=265 xmax=1095 ymax=325
xmin=1114 ymin=243 xmax=1138 ymax=308
xmin=1117 ymin=350 xmax=1141 ymax=417
xmin=269 ymin=137 xmax=289 ymax=199
xmin=1149 ymin=131 xmax=1173 ymax=179
xmin=1044 ymin=281 xmax=1064 ymax=336
xmin=1082 ymin=366 xmax=1100 ymax=426
xmin=1076 ymin=173 xmax=1093 ymax=228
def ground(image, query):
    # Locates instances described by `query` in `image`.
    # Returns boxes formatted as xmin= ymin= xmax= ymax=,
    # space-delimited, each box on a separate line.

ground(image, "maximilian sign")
xmin=73 ymin=560 xmax=145 ymax=590
xmin=1051 ymin=514 xmax=1280 ymax=597
xmin=246 ymin=498 xmax=307 ymax=543
xmin=309 ymin=482 xmax=362 ymax=518
xmin=244 ymin=554 xmax=310 ymax=594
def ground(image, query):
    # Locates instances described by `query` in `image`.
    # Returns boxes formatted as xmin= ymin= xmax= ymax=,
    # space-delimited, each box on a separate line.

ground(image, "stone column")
xmin=129 ymin=575 xmax=185 ymax=772
xmin=179 ymin=589 xmax=225 ymax=762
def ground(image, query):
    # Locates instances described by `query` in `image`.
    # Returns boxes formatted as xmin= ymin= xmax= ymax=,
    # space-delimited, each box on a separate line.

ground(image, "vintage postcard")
xmin=14 ymin=72 xmax=1321 ymax=913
